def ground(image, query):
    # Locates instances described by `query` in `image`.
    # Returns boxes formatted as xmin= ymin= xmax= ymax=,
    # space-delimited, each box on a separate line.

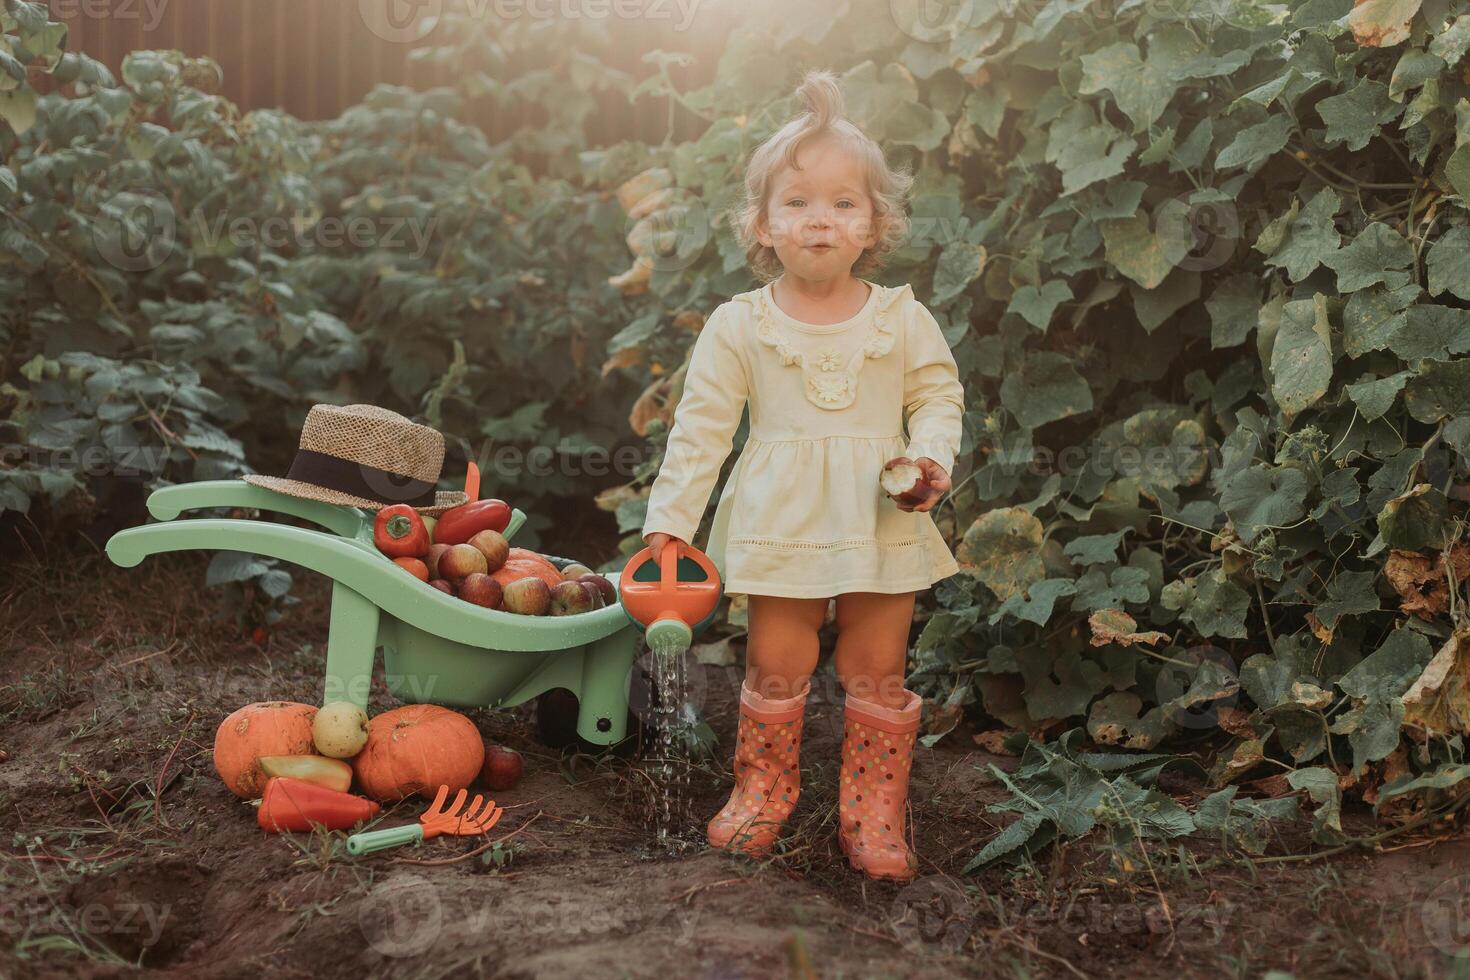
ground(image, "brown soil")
xmin=3 ymin=545 xmax=1470 ymax=979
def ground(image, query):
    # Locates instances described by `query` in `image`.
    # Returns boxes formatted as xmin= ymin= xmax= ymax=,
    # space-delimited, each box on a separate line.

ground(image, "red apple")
xmin=457 ymin=573 xmax=503 ymax=609
xmin=439 ymin=543 xmax=487 ymax=583
xmin=881 ymin=457 xmax=928 ymax=507
xmin=428 ymin=579 xmax=454 ymax=595
xmin=426 ymin=543 xmax=452 ymax=579
xmin=467 ymin=529 xmax=510 ymax=573
xmin=577 ymin=573 xmax=615 ymax=606
xmin=549 ymin=579 xmax=596 ymax=616
xmin=502 ymin=577 xmax=551 ymax=616
xmin=480 ymin=744 xmax=523 ymax=790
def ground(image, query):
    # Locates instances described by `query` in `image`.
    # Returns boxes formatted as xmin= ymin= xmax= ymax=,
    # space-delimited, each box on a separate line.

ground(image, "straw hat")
xmin=242 ymin=403 xmax=469 ymax=515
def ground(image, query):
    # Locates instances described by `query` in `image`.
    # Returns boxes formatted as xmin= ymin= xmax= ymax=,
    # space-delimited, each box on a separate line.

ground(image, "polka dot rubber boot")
xmin=838 ymin=688 xmax=922 ymax=881
xmin=706 ymin=677 xmax=810 ymax=857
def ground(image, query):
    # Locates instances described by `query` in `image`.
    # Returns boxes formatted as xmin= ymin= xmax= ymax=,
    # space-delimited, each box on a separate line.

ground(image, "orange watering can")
xmin=619 ymin=540 xmax=723 ymax=653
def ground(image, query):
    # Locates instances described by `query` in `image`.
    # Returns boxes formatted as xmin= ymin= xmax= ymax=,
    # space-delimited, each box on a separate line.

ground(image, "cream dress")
xmin=641 ymin=278 xmax=965 ymax=599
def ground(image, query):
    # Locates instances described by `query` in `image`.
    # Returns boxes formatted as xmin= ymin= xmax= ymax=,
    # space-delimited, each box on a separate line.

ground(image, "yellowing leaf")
xmin=1088 ymin=608 xmax=1170 ymax=647
xmin=1349 ymin=0 xmax=1423 ymax=48
xmin=1402 ymin=629 xmax=1470 ymax=735
xmin=1101 ymin=212 xmax=1174 ymax=289
xmin=957 ymin=507 xmax=1046 ymax=601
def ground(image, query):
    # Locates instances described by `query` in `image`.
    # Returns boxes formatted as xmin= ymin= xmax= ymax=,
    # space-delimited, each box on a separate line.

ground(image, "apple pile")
xmin=371 ymin=501 xmax=614 ymax=616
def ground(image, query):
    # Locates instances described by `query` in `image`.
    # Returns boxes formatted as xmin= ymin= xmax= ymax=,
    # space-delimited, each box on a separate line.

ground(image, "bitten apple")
xmin=881 ymin=457 xmax=929 ymax=507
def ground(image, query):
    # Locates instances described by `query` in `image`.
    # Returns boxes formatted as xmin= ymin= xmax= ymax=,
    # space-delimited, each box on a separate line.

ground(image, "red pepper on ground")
xmin=374 ymin=505 xmax=430 ymax=558
xmin=257 ymin=776 xmax=381 ymax=833
xmin=432 ymin=499 xmax=511 ymax=546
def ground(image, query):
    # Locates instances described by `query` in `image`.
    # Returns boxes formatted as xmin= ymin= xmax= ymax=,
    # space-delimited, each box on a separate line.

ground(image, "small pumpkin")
xmin=213 ymin=701 xmax=319 ymax=799
xmin=351 ymin=704 xmax=485 ymax=802
xmin=489 ymin=548 xmax=563 ymax=592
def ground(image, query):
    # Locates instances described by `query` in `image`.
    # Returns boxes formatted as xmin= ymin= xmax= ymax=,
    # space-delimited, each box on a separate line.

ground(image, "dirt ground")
xmin=6 ymin=534 xmax=1470 ymax=979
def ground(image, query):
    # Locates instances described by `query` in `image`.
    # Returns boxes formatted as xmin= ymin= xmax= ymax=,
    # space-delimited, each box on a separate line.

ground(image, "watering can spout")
xmin=618 ymin=540 xmax=723 ymax=645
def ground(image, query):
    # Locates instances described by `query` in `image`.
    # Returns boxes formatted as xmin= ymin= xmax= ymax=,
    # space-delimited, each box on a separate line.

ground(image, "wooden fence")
xmin=45 ymin=0 xmax=732 ymax=143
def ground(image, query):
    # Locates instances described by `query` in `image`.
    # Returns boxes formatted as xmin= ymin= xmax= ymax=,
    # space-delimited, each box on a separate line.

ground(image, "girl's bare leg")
xmin=745 ymin=593 xmax=828 ymax=700
xmin=832 ymin=590 xmax=918 ymax=708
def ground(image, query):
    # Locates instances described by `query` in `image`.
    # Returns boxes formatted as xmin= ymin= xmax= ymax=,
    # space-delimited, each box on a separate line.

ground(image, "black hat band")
xmin=285 ymin=448 xmax=438 ymax=507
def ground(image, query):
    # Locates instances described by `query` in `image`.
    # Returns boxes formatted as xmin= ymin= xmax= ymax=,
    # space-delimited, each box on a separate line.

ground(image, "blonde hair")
xmin=731 ymin=69 xmax=914 ymax=282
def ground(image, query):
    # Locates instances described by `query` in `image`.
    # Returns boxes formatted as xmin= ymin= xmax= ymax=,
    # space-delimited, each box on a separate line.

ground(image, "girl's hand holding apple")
xmin=881 ymin=456 xmax=950 ymax=513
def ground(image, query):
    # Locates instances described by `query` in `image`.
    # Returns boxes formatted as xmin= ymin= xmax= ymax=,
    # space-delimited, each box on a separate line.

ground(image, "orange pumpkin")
xmin=489 ymin=548 xmax=564 ymax=592
xmin=213 ymin=701 xmax=319 ymax=798
xmin=351 ymin=704 xmax=485 ymax=802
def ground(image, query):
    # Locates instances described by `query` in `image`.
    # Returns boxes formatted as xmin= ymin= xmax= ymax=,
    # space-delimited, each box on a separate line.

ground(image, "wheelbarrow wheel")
xmin=535 ymin=672 xmax=655 ymax=757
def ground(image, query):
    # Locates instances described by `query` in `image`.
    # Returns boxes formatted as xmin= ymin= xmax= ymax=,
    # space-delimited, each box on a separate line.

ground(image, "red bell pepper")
xmin=257 ymin=777 xmax=380 ymax=833
xmin=432 ymin=498 xmax=511 ymax=546
xmin=374 ymin=504 xmax=430 ymax=558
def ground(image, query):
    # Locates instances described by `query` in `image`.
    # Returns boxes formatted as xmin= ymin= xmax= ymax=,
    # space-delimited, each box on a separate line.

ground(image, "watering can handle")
xmin=619 ymin=539 xmax=721 ymax=596
xmin=659 ymin=538 xmax=679 ymax=591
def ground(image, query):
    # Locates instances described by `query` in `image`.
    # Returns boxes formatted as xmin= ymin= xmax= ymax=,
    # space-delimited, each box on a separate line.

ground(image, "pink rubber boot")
xmin=706 ymin=677 xmax=810 ymax=856
xmin=837 ymin=688 xmax=922 ymax=881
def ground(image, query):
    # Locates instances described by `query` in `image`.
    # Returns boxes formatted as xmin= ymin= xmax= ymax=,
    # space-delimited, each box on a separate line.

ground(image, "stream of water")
xmin=645 ymin=631 xmax=698 ymax=853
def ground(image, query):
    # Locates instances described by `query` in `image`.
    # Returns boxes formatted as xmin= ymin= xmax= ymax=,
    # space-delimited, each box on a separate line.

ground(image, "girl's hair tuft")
xmin=795 ymin=69 xmax=845 ymax=131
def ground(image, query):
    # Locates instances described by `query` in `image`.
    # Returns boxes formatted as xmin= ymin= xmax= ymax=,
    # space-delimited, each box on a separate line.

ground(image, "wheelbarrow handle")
xmin=346 ymin=822 xmax=426 ymax=856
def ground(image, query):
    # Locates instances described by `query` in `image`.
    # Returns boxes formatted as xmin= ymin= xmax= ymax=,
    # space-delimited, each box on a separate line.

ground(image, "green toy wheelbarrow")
xmin=103 ymin=480 xmax=642 ymax=747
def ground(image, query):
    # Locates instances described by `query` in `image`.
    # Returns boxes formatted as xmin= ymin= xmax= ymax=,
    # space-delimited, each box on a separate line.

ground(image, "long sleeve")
xmin=902 ymin=299 xmax=965 ymax=477
xmin=641 ymin=305 xmax=750 ymax=544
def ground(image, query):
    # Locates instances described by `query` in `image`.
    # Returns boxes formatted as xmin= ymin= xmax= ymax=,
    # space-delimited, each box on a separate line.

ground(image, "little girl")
xmin=640 ymin=70 xmax=965 ymax=882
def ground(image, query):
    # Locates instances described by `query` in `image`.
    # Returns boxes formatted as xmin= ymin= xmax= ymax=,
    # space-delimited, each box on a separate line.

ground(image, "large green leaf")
xmin=1221 ymin=464 xmax=1311 ymax=543
xmin=931 ymin=241 xmax=987 ymax=305
xmin=1006 ymin=280 xmax=1072 ymax=331
xmin=1079 ymin=41 xmax=1172 ymax=133
xmin=1258 ymin=189 xmax=1341 ymax=282
xmin=1405 ymin=359 xmax=1470 ymax=421
xmin=1427 ymin=225 xmax=1470 ymax=300
xmin=1323 ymin=222 xmax=1413 ymax=291
xmin=999 ymin=352 xmax=1094 ymax=428
xmin=1316 ymin=79 xmax=1403 ymax=149
xmin=1215 ymin=113 xmax=1293 ymax=171
xmin=1101 ymin=212 xmax=1174 ymax=289
xmin=1270 ymin=294 xmax=1335 ymax=417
